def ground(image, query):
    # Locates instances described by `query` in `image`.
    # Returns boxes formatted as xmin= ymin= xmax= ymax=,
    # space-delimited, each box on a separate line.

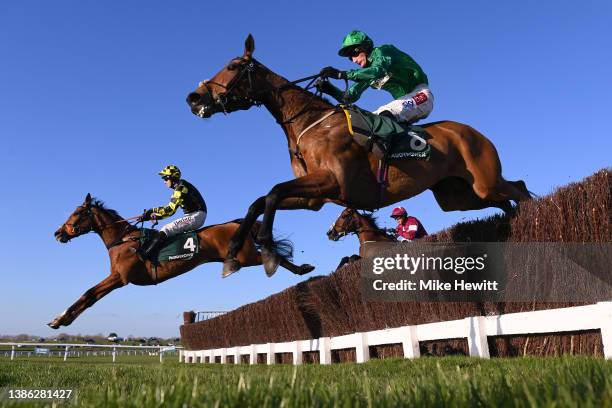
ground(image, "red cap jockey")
xmin=390 ymin=206 xmax=427 ymax=241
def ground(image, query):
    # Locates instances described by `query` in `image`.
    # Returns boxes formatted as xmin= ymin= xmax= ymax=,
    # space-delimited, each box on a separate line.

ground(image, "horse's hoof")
xmin=261 ymin=248 xmax=280 ymax=277
xmin=47 ymin=321 xmax=59 ymax=330
xmin=298 ymin=264 xmax=315 ymax=275
xmin=222 ymin=259 xmax=241 ymax=278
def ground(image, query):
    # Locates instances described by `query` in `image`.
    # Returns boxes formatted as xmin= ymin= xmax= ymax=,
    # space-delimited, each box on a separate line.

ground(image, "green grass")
xmin=1 ymin=355 xmax=611 ymax=407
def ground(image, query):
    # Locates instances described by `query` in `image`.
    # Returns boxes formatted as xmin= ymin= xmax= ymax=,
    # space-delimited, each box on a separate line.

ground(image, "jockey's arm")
xmin=346 ymin=53 xmax=391 ymax=83
xmin=151 ymin=189 xmax=185 ymax=219
xmin=320 ymin=80 xmax=368 ymax=104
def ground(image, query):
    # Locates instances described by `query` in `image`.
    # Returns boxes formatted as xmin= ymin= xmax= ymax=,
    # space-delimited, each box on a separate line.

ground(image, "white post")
xmin=292 ymin=341 xmax=302 ymax=365
xmin=208 ymin=350 xmax=214 ymax=364
xmin=63 ymin=346 xmax=69 ymax=361
xmin=598 ymin=302 xmax=612 ymax=359
xmin=234 ymin=347 xmax=240 ymax=365
xmin=266 ymin=343 xmax=275 ymax=365
xmin=220 ymin=348 xmax=227 ymax=364
xmin=319 ymin=337 xmax=331 ymax=365
xmin=249 ymin=345 xmax=256 ymax=365
xmin=112 ymin=347 xmax=117 ymax=363
xmin=355 ymin=332 xmax=370 ymax=363
xmin=400 ymin=326 xmax=420 ymax=358
xmin=159 ymin=348 xmax=164 ymax=363
xmin=10 ymin=345 xmax=15 ymax=361
xmin=466 ymin=316 xmax=490 ymax=358
xmin=179 ymin=349 xmax=183 ymax=363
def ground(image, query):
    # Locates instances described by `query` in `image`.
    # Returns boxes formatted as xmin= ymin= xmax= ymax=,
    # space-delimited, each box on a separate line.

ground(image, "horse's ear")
xmin=243 ymin=34 xmax=255 ymax=59
xmin=84 ymin=193 xmax=92 ymax=205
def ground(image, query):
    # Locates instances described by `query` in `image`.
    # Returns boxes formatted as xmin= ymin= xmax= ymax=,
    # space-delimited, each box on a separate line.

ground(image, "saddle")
xmin=341 ymin=105 xmax=431 ymax=161
xmin=138 ymin=228 xmax=199 ymax=263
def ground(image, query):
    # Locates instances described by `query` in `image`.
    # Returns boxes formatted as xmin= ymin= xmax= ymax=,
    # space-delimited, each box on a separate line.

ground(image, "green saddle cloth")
xmin=138 ymin=228 xmax=199 ymax=263
xmin=345 ymin=105 xmax=431 ymax=160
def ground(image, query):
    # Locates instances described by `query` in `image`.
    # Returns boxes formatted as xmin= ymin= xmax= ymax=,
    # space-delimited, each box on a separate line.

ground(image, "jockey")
xmin=136 ymin=165 xmax=207 ymax=261
xmin=318 ymin=30 xmax=434 ymax=126
xmin=390 ymin=206 xmax=427 ymax=241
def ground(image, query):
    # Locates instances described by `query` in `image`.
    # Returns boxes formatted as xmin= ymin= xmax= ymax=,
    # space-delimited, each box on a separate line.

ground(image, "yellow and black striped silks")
xmin=150 ymin=179 xmax=207 ymax=219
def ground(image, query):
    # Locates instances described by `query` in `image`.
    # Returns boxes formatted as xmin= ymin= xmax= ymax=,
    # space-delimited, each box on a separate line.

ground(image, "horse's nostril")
xmin=187 ymin=92 xmax=202 ymax=107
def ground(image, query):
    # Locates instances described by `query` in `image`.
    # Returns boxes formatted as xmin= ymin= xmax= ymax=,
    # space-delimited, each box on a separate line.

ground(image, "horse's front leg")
xmin=223 ymin=196 xmax=267 ymax=276
xmin=223 ymin=196 xmax=325 ymax=277
xmin=258 ymin=171 xmax=339 ymax=275
xmin=47 ymin=273 xmax=125 ymax=329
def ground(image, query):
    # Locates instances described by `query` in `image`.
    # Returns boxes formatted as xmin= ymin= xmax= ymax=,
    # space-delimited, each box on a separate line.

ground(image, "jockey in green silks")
xmin=318 ymin=30 xmax=434 ymax=125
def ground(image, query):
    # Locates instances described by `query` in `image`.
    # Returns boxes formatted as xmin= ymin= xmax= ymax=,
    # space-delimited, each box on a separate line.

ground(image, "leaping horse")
xmin=48 ymin=193 xmax=313 ymax=329
xmin=327 ymin=208 xmax=397 ymax=270
xmin=186 ymin=35 xmax=531 ymax=277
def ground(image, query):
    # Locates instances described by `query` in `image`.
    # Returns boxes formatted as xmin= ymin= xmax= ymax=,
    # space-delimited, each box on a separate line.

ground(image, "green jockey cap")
xmin=338 ymin=30 xmax=374 ymax=57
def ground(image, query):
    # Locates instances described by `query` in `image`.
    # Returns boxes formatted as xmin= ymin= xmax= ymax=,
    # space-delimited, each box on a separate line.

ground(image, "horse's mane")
xmin=359 ymin=211 xmax=383 ymax=230
xmin=255 ymin=59 xmax=335 ymax=109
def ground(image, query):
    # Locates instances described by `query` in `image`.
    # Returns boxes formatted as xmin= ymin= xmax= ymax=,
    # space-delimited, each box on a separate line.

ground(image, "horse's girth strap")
xmin=295 ymin=110 xmax=338 ymax=149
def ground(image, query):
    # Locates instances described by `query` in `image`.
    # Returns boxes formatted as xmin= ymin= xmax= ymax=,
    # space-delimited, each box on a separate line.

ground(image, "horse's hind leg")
xmin=431 ymin=177 xmax=513 ymax=213
xmin=47 ymin=273 xmax=125 ymax=329
xmin=280 ymin=259 xmax=315 ymax=276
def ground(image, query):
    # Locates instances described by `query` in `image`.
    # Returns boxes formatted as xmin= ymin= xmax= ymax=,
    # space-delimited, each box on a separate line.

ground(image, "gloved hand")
xmin=314 ymin=78 xmax=335 ymax=94
xmin=138 ymin=209 xmax=154 ymax=222
xmin=319 ymin=66 xmax=346 ymax=80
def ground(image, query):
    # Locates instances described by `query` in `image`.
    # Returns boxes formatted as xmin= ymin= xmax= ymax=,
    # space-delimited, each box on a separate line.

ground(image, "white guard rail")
xmin=180 ymin=302 xmax=612 ymax=364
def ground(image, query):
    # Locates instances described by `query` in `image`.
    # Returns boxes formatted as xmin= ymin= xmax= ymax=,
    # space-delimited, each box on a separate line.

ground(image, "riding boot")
xmin=137 ymin=231 xmax=167 ymax=262
xmin=375 ymin=110 xmax=397 ymax=155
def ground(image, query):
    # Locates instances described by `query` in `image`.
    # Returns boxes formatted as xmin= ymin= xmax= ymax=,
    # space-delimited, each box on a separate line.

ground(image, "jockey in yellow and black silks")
xmin=136 ymin=165 xmax=207 ymax=261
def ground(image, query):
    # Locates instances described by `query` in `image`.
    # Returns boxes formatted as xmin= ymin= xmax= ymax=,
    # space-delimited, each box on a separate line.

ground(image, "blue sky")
xmin=1 ymin=1 xmax=610 ymax=338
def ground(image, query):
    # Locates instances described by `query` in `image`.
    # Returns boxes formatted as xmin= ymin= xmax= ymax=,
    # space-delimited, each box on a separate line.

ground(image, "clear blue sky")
xmin=1 ymin=1 xmax=610 ymax=338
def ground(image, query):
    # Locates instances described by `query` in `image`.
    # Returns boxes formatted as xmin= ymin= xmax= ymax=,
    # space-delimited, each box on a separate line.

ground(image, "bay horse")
xmin=186 ymin=35 xmax=531 ymax=277
xmin=327 ymin=208 xmax=397 ymax=269
xmin=48 ymin=193 xmax=313 ymax=329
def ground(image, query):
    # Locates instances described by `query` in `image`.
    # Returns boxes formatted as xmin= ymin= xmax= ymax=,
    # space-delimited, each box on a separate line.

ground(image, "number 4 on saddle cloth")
xmin=341 ymin=105 xmax=431 ymax=161
xmin=138 ymin=228 xmax=199 ymax=264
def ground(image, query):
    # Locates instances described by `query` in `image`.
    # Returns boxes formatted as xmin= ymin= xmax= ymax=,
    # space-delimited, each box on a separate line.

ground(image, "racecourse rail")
xmin=180 ymin=302 xmax=612 ymax=364
xmin=1 ymin=342 xmax=181 ymax=363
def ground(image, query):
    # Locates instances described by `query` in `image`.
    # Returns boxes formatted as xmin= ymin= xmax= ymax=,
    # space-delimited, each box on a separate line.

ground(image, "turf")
xmin=1 ymin=355 xmax=611 ymax=407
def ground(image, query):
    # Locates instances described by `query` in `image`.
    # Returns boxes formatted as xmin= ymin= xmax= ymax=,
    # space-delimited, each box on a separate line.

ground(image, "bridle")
xmin=199 ymin=57 xmax=330 ymax=123
xmin=201 ymin=58 xmax=262 ymax=114
xmin=65 ymin=207 xmax=96 ymax=236
xmin=331 ymin=210 xmax=390 ymax=239
xmin=64 ymin=206 xmax=136 ymax=243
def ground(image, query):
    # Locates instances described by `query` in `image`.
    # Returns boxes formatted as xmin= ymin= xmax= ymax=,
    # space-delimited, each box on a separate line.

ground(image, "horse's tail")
xmin=238 ymin=219 xmax=294 ymax=261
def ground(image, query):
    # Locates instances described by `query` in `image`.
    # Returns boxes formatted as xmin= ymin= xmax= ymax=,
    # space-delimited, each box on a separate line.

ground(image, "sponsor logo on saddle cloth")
xmin=341 ymin=105 xmax=431 ymax=160
xmin=139 ymin=228 xmax=200 ymax=263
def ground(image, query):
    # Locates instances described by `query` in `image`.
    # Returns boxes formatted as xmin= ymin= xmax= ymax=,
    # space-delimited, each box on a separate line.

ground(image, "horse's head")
xmin=327 ymin=208 xmax=361 ymax=241
xmin=187 ymin=34 xmax=262 ymax=118
xmin=55 ymin=193 xmax=97 ymax=243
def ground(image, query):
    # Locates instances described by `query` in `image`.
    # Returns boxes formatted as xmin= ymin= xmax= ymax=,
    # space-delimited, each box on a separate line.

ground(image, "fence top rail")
xmin=0 ymin=342 xmax=183 ymax=350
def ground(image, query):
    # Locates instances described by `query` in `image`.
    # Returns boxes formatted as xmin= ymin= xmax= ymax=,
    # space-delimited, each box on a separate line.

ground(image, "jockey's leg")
xmin=139 ymin=211 xmax=205 ymax=261
xmin=374 ymin=84 xmax=434 ymax=124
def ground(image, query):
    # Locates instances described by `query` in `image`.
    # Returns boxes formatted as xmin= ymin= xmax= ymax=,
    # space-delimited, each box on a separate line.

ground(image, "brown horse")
xmin=327 ymin=208 xmax=396 ymax=269
xmin=327 ymin=208 xmax=396 ymax=248
xmin=48 ymin=194 xmax=313 ymax=329
xmin=186 ymin=35 xmax=531 ymax=276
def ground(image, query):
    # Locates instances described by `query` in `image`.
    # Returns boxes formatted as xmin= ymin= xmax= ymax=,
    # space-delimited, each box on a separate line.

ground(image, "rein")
xmin=66 ymin=208 xmax=140 ymax=249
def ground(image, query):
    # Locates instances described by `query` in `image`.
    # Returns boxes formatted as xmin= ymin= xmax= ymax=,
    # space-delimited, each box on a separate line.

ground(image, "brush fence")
xmin=180 ymin=302 xmax=612 ymax=364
